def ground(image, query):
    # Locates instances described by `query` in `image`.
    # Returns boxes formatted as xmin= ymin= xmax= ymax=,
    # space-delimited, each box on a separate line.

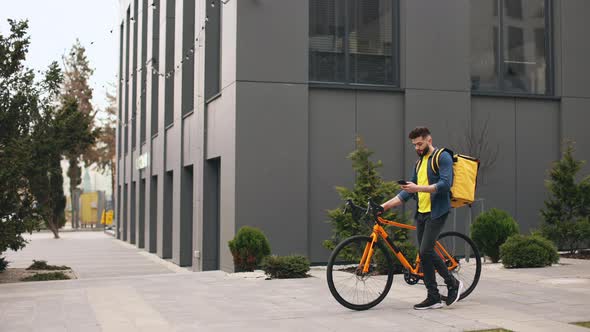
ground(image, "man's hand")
xmin=401 ymin=182 xmax=419 ymax=193
xmin=381 ymin=195 xmax=402 ymax=211
xmin=401 ymin=182 xmax=436 ymax=193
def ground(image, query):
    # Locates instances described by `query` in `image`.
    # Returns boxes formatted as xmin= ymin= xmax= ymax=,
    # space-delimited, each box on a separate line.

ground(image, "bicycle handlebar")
xmin=343 ymin=199 xmax=384 ymax=223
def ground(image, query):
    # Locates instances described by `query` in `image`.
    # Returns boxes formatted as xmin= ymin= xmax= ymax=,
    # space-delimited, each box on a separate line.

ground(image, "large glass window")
xmin=471 ymin=0 xmax=552 ymax=95
xmin=309 ymin=0 xmax=398 ymax=86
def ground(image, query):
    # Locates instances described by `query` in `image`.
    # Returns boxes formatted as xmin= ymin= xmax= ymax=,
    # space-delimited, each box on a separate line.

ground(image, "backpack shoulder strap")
xmin=431 ymin=148 xmax=454 ymax=174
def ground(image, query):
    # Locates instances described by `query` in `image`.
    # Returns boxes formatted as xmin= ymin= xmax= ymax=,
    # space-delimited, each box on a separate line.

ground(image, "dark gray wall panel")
xmin=404 ymin=90 xmax=471 ymax=174
xmin=515 ymin=99 xmax=560 ymax=233
xmin=125 ymin=155 xmax=132 ymax=184
xmin=405 ymin=0 xmax=469 ymax=91
xmin=403 ymin=89 xmax=470 ymax=230
xmin=204 ymin=87 xmax=237 ymax=272
xmin=237 ymin=0 xmax=308 ymax=83
xmin=471 ymin=97 xmax=517 ymax=218
xmin=308 ymin=89 xmax=355 ymax=262
xmin=560 ymin=0 xmax=590 ymax=98
xmin=118 ymin=157 xmax=124 ymax=184
xmin=235 ymin=82 xmax=309 ymax=256
xmin=183 ymin=113 xmax=194 ymax=167
xmin=151 ymin=134 xmax=163 ymax=175
xmin=553 ymin=0 xmax=563 ymax=96
xmin=562 ymin=98 xmax=590 ymax=176
xmin=165 ymin=125 xmax=180 ymax=172
xmin=132 ymin=149 xmax=139 ymax=182
xmin=206 ymin=90 xmax=236 ymax=160
xmin=140 ymin=143 xmax=148 ymax=180
xmin=203 ymin=158 xmax=220 ymax=271
xmin=356 ymin=92 xmax=405 ymax=181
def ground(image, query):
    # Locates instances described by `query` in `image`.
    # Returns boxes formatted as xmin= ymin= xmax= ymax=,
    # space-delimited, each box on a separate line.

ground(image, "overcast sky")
xmin=1 ymin=0 xmax=120 ymax=110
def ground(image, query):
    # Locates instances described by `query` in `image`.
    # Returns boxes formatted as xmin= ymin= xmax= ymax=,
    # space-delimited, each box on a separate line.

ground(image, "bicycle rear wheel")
xmin=434 ymin=231 xmax=482 ymax=302
xmin=326 ymin=235 xmax=395 ymax=310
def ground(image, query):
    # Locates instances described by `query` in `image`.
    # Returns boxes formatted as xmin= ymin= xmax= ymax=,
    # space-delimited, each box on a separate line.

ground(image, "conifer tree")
xmin=323 ymin=137 xmax=415 ymax=269
xmin=541 ymin=141 xmax=590 ymax=253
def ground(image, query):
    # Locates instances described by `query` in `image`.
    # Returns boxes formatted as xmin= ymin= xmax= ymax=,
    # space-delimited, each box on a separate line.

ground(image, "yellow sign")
xmin=101 ymin=210 xmax=114 ymax=225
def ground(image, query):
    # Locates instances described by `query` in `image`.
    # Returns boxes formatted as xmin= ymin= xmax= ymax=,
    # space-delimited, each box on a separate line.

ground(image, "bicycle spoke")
xmin=434 ymin=232 xmax=482 ymax=301
xmin=327 ymin=236 xmax=395 ymax=310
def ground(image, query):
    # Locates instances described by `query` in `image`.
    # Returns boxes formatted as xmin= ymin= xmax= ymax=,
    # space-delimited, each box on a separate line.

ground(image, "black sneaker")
xmin=445 ymin=279 xmax=464 ymax=306
xmin=413 ymin=296 xmax=443 ymax=310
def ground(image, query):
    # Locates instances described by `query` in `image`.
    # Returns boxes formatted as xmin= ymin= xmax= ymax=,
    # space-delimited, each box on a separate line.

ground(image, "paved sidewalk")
xmin=3 ymin=231 xmax=187 ymax=279
xmin=1 ymin=232 xmax=590 ymax=331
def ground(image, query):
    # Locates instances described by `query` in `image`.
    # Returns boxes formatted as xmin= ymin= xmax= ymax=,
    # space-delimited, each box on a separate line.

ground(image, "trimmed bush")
xmin=261 ymin=255 xmax=310 ymax=279
xmin=500 ymin=234 xmax=559 ymax=268
xmin=26 ymin=260 xmax=70 ymax=270
xmin=21 ymin=271 xmax=70 ymax=282
xmin=471 ymin=209 xmax=519 ymax=263
xmin=228 ymin=226 xmax=271 ymax=272
xmin=0 ymin=257 xmax=8 ymax=272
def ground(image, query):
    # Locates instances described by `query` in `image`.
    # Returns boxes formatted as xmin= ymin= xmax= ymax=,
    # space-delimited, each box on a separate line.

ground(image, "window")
xmin=205 ymin=0 xmax=221 ymax=100
xmin=140 ymin=0 xmax=148 ymax=143
xmin=132 ymin=0 xmax=138 ymax=149
xmin=471 ymin=0 xmax=552 ymax=95
xmin=150 ymin=1 xmax=159 ymax=136
xmin=164 ymin=0 xmax=175 ymax=127
xmin=181 ymin=0 xmax=195 ymax=115
xmin=118 ymin=23 xmax=124 ymax=158
xmin=309 ymin=0 xmax=398 ymax=86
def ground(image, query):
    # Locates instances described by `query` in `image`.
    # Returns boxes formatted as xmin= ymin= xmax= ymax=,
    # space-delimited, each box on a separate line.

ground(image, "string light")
xmin=144 ymin=0 xmax=230 ymax=80
xmin=63 ymin=0 xmax=230 ymax=94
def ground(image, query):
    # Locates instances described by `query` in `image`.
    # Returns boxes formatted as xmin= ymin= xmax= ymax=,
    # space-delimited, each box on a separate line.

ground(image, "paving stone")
xmin=1 ymin=232 xmax=590 ymax=331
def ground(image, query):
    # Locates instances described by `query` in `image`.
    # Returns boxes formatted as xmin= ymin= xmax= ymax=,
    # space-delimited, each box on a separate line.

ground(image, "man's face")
xmin=411 ymin=136 xmax=432 ymax=157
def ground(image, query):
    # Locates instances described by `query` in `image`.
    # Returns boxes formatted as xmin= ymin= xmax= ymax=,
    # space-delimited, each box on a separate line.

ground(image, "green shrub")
xmin=500 ymin=234 xmax=559 ymax=268
xmin=228 ymin=226 xmax=271 ymax=272
xmin=471 ymin=209 xmax=519 ymax=263
xmin=21 ymin=271 xmax=71 ymax=281
xmin=0 ymin=257 xmax=9 ymax=272
xmin=261 ymin=255 xmax=310 ymax=279
xmin=26 ymin=260 xmax=70 ymax=270
xmin=540 ymin=217 xmax=590 ymax=254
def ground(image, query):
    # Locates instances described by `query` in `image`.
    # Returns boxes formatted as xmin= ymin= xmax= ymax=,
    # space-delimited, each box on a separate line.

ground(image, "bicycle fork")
xmin=359 ymin=233 xmax=378 ymax=273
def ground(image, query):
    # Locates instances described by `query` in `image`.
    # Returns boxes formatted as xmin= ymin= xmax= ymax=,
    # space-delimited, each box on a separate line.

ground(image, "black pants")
xmin=416 ymin=212 xmax=454 ymax=299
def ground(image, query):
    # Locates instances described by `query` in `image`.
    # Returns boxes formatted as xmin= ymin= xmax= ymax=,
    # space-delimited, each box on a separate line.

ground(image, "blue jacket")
xmin=397 ymin=149 xmax=454 ymax=220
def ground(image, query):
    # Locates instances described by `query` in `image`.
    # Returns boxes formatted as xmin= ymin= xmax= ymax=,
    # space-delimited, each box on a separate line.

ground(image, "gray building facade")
xmin=116 ymin=0 xmax=590 ymax=271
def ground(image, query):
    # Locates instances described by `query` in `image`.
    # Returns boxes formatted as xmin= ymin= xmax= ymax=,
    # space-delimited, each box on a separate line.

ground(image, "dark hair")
xmin=408 ymin=127 xmax=431 ymax=139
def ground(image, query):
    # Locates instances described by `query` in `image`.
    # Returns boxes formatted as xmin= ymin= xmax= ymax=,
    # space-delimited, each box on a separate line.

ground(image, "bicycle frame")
xmin=359 ymin=216 xmax=459 ymax=277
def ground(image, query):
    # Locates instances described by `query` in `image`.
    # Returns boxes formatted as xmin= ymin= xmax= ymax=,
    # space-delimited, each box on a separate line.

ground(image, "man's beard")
xmin=416 ymin=147 xmax=430 ymax=157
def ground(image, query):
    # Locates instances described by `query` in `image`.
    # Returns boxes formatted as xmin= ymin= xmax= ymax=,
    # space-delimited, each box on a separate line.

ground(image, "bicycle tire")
xmin=326 ymin=235 xmax=395 ymax=310
xmin=436 ymin=231 xmax=482 ymax=302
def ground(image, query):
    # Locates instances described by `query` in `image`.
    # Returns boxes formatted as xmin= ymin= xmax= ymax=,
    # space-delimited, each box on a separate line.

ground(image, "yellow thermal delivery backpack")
xmin=426 ymin=148 xmax=480 ymax=208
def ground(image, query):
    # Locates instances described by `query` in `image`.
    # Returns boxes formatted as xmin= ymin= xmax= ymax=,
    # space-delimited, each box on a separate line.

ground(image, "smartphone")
xmin=397 ymin=180 xmax=408 ymax=185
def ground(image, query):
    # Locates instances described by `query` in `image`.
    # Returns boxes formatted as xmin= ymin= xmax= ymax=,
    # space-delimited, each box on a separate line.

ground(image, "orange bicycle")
xmin=327 ymin=199 xmax=481 ymax=310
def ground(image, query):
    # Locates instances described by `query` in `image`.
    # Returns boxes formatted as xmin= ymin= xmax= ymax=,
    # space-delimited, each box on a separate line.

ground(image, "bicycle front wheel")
xmin=435 ymin=231 xmax=482 ymax=302
xmin=326 ymin=235 xmax=395 ymax=310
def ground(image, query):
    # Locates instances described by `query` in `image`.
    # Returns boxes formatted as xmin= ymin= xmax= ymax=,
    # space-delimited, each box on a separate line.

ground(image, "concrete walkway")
xmin=1 ymin=232 xmax=590 ymax=332
xmin=3 ymin=231 xmax=187 ymax=279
